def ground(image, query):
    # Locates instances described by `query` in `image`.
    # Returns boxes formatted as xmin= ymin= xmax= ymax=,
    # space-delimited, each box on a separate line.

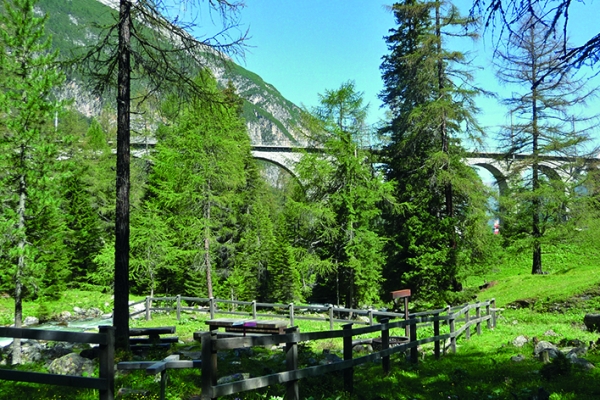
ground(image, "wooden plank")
xmin=129 ymin=337 xmax=179 ymax=344
xmin=118 ymin=360 xmax=202 ymax=371
xmin=390 ymin=289 xmax=411 ymax=299
xmin=128 ymin=326 xmax=175 ymax=336
xmin=147 ymin=355 xmax=180 ymax=374
xmin=0 ymin=369 xmax=107 ymax=390
xmin=0 ymin=327 xmax=106 ymax=345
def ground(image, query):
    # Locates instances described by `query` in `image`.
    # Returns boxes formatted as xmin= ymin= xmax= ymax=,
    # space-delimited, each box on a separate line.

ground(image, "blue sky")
xmin=190 ymin=1 xmax=600 ymax=153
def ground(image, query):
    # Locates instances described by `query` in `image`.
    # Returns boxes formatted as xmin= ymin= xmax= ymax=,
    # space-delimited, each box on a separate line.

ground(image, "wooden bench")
xmin=205 ymin=318 xmax=288 ymax=336
xmin=128 ymin=326 xmax=177 ymax=348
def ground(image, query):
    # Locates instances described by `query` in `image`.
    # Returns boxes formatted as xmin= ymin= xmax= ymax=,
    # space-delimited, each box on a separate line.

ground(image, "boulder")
xmin=512 ymin=335 xmax=528 ymax=347
xmin=48 ymin=353 xmax=94 ymax=377
xmin=583 ymin=314 xmax=600 ymax=332
xmin=23 ymin=316 xmax=39 ymax=326
xmin=534 ymin=341 xmax=559 ymax=360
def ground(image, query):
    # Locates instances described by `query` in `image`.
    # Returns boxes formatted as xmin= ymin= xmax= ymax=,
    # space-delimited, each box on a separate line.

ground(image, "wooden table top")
xmin=205 ymin=318 xmax=288 ymax=328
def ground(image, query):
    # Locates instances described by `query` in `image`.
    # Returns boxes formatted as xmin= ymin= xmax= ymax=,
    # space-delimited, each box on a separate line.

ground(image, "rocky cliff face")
xmin=39 ymin=0 xmax=305 ymax=146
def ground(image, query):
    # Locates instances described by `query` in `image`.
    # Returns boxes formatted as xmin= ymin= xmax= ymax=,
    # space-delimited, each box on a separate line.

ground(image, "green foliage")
xmin=379 ymin=0 xmax=490 ymax=304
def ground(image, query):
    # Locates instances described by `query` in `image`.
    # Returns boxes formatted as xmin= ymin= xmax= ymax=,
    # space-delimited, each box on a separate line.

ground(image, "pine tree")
xmin=0 ymin=0 xmax=66 ymax=364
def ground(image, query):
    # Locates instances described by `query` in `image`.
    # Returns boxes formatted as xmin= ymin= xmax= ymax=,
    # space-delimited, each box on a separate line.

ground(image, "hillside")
xmin=36 ymin=0 xmax=305 ymax=145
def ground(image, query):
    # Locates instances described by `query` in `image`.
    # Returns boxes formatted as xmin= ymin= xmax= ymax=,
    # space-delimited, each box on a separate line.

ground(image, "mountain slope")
xmin=36 ymin=0 xmax=304 ymax=145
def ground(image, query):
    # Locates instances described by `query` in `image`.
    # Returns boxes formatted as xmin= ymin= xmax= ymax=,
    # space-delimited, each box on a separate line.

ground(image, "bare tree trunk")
xmin=205 ymin=198 xmax=213 ymax=298
xmin=530 ymin=45 xmax=543 ymax=275
xmin=12 ymin=173 xmax=26 ymax=365
xmin=114 ymin=0 xmax=132 ymax=351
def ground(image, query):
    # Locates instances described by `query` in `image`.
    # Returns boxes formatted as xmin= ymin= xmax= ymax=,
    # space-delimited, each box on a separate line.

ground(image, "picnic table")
xmin=204 ymin=318 xmax=289 ymax=336
xmin=128 ymin=326 xmax=178 ymax=347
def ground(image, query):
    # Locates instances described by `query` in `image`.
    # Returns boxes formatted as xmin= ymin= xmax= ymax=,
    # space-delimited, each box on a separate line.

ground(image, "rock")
xmin=583 ymin=314 xmax=600 ymax=332
xmin=565 ymin=347 xmax=587 ymax=360
xmin=571 ymin=357 xmax=595 ymax=370
xmin=57 ymin=311 xmax=72 ymax=323
xmin=48 ymin=353 xmax=94 ymax=377
xmin=217 ymin=373 xmax=249 ymax=384
xmin=543 ymin=329 xmax=559 ymax=337
xmin=512 ymin=335 xmax=528 ymax=347
xmin=534 ymin=341 xmax=559 ymax=360
xmin=23 ymin=316 xmax=39 ymax=326
xmin=511 ymin=354 xmax=526 ymax=362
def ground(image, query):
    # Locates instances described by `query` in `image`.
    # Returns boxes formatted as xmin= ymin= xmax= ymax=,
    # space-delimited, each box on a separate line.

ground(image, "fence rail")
xmin=134 ymin=294 xmax=485 ymax=330
xmin=196 ymin=299 xmax=497 ymax=400
xmin=0 ymin=326 xmax=115 ymax=400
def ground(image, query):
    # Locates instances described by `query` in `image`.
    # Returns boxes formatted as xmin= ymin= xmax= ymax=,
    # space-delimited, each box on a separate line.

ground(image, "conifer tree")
xmin=0 ymin=0 xmax=66 ymax=364
xmin=293 ymin=81 xmax=394 ymax=308
xmin=380 ymin=0 xmax=490 ymax=304
xmin=494 ymin=16 xmax=599 ymax=274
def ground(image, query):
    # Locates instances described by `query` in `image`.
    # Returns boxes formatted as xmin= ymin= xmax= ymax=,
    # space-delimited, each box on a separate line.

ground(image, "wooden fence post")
xmin=342 ymin=323 xmax=354 ymax=393
xmin=491 ymin=298 xmax=497 ymax=328
xmin=476 ymin=303 xmax=481 ymax=336
xmin=329 ymin=305 xmax=334 ymax=331
xmin=368 ymin=308 xmax=373 ymax=326
xmin=381 ymin=318 xmax=390 ymax=374
xmin=434 ymin=311 xmax=440 ymax=360
xmin=465 ymin=308 xmax=471 ymax=340
xmin=409 ymin=315 xmax=418 ymax=364
xmin=252 ymin=300 xmax=257 ymax=319
xmin=98 ymin=325 xmax=115 ymax=400
xmin=176 ymin=295 xmax=181 ymax=322
xmin=285 ymin=327 xmax=299 ymax=400
xmin=486 ymin=301 xmax=491 ymax=329
xmin=443 ymin=306 xmax=450 ymax=355
xmin=449 ymin=310 xmax=456 ymax=353
xmin=145 ymin=296 xmax=151 ymax=321
xmin=289 ymin=303 xmax=294 ymax=327
xmin=209 ymin=297 xmax=215 ymax=320
xmin=201 ymin=331 xmax=217 ymax=400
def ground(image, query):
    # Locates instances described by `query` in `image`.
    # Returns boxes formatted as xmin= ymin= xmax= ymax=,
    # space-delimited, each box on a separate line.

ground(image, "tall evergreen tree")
xmin=133 ymin=72 xmax=252 ymax=300
xmin=380 ymin=0 xmax=490 ymax=304
xmin=494 ymin=16 xmax=599 ymax=274
xmin=293 ymin=81 xmax=394 ymax=308
xmin=0 ymin=0 xmax=66 ymax=364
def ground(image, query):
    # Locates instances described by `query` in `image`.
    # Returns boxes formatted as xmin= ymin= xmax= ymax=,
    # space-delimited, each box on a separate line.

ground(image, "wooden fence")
xmin=197 ymin=300 xmax=496 ymax=400
xmin=131 ymin=295 xmax=488 ymax=330
xmin=0 ymin=326 xmax=115 ymax=400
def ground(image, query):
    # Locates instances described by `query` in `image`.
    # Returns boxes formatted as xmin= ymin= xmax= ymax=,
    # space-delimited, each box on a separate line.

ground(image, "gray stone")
xmin=217 ymin=373 xmax=249 ymax=384
xmin=571 ymin=357 xmax=595 ymax=370
xmin=511 ymin=354 xmax=526 ymax=362
xmin=23 ymin=316 xmax=39 ymax=326
xmin=565 ymin=347 xmax=587 ymax=360
xmin=534 ymin=341 xmax=559 ymax=360
xmin=543 ymin=329 xmax=559 ymax=337
xmin=512 ymin=335 xmax=528 ymax=347
xmin=48 ymin=353 xmax=94 ymax=377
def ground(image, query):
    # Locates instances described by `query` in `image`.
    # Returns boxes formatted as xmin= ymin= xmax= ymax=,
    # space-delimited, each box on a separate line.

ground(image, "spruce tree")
xmin=380 ymin=0 xmax=490 ymax=304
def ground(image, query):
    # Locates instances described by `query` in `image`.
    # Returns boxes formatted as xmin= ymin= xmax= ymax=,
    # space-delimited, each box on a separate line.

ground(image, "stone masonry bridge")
xmin=251 ymin=144 xmax=597 ymax=192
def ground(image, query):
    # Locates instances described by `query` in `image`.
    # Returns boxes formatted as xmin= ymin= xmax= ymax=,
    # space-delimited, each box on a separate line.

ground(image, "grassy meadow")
xmin=1 ymin=235 xmax=600 ymax=399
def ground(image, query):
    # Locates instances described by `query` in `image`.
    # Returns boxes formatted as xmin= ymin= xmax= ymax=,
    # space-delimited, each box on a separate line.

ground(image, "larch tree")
xmin=293 ymin=81 xmax=395 ymax=308
xmin=494 ymin=15 xmax=599 ymax=274
xmin=0 ymin=0 xmax=66 ymax=364
xmin=77 ymin=0 xmax=246 ymax=349
xmin=379 ymin=0 xmax=490 ymax=304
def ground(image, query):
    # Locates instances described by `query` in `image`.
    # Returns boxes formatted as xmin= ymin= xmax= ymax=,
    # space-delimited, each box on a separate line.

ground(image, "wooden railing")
xmin=195 ymin=299 xmax=497 ymax=400
xmin=131 ymin=295 xmax=485 ymax=329
xmin=0 ymin=326 xmax=115 ymax=400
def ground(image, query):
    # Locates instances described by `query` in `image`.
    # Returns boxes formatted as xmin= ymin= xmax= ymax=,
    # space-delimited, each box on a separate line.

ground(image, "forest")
xmin=1 ymin=0 xmax=599 ymax=328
